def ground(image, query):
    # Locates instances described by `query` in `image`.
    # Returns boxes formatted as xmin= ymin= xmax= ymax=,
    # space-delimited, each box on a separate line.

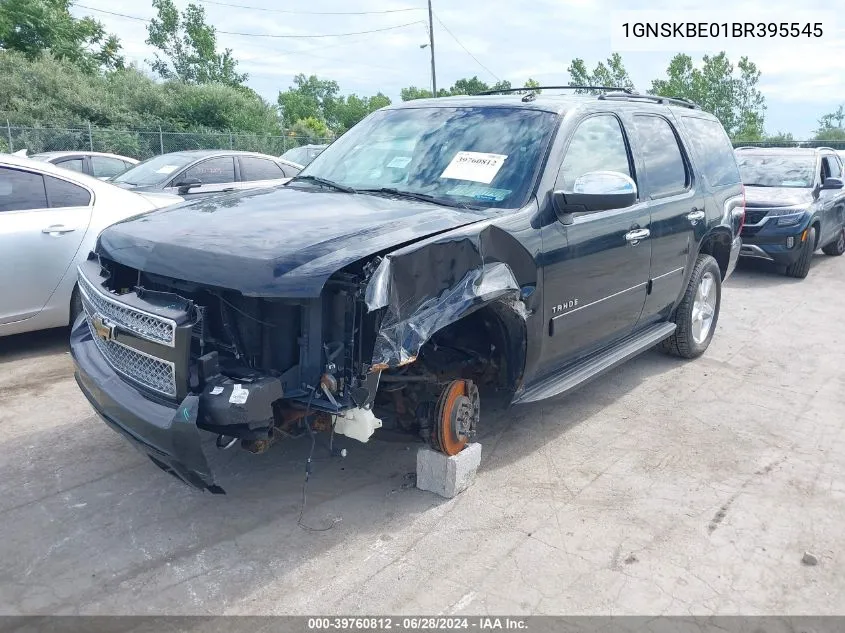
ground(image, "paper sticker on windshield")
xmin=781 ymin=180 xmax=805 ymax=187
xmin=440 ymin=152 xmax=507 ymax=184
xmin=155 ymin=165 xmax=179 ymax=175
xmin=387 ymin=156 xmax=412 ymax=169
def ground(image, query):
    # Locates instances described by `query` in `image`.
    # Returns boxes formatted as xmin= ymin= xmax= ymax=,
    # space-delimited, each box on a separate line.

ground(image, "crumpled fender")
xmin=364 ymin=222 xmax=533 ymax=368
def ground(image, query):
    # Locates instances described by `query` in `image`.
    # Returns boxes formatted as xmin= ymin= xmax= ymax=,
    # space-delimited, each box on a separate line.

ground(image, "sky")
xmin=70 ymin=0 xmax=845 ymax=138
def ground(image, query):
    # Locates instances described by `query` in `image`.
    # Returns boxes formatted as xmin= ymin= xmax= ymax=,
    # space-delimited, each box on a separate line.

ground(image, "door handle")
xmin=42 ymin=224 xmax=75 ymax=235
xmin=687 ymin=209 xmax=706 ymax=224
xmin=624 ymin=228 xmax=650 ymax=244
xmin=222 ymin=187 xmax=236 ymax=192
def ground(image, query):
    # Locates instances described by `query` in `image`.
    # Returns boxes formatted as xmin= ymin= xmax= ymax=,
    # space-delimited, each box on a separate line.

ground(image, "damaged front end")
xmin=71 ymin=223 xmax=530 ymax=492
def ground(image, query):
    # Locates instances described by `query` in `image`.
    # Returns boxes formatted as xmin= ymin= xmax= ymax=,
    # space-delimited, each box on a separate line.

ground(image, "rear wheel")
xmin=822 ymin=228 xmax=845 ymax=256
xmin=785 ymin=226 xmax=815 ymax=278
xmin=659 ymin=254 xmax=721 ymax=359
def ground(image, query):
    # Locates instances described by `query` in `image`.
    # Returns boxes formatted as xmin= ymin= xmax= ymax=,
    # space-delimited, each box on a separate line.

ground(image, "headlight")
xmin=777 ymin=213 xmax=805 ymax=227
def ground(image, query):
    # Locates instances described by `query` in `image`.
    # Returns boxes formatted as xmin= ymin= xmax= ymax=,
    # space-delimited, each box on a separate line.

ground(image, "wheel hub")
xmin=691 ymin=271 xmax=716 ymax=345
xmin=432 ymin=380 xmax=479 ymax=455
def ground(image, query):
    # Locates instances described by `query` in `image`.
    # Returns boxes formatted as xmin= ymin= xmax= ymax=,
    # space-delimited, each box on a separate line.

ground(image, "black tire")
xmin=659 ymin=254 xmax=721 ymax=359
xmin=785 ymin=226 xmax=815 ymax=278
xmin=69 ymin=286 xmax=83 ymax=326
xmin=822 ymin=227 xmax=845 ymax=256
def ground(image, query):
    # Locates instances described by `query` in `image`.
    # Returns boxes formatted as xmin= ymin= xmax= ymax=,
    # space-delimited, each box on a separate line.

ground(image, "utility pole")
xmin=427 ymin=0 xmax=437 ymax=97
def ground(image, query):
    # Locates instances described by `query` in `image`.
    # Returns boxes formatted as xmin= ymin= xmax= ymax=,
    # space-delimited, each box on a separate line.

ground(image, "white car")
xmin=0 ymin=154 xmax=183 ymax=337
xmin=27 ymin=151 xmax=139 ymax=180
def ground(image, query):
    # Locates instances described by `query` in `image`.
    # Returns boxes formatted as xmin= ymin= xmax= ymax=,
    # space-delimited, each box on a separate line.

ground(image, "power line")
xmin=75 ymin=5 xmax=426 ymax=39
xmin=196 ymin=0 xmax=425 ymax=16
xmin=433 ymin=12 xmax=500 ymax=82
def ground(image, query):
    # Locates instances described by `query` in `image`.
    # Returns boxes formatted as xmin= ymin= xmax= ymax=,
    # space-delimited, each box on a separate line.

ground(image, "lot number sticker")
xmin=229 ymin=384 xmax=249 ymax=405
xmin=440 ymin=151 xmax=507 ymax=184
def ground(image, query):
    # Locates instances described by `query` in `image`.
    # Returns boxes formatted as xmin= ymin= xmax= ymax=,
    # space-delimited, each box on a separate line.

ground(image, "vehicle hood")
xmin=744 ymin=186 xmax=814 ymax=208
xmin=135 ymin=191 xmax=184 ymax=209
xmin=96 ymin=186 xmax=487 ymax=297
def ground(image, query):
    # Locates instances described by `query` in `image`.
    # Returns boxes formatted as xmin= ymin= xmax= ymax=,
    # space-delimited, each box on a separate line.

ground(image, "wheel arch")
xmin=698 ymin=227 xmax=733 ymax=280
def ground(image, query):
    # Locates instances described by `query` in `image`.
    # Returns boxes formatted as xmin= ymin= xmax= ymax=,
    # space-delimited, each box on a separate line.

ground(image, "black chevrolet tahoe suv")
xmin=735 ymin=147 xmax=845 ymax=278
xmin=70 ymin=89 xmax=745 ymax=492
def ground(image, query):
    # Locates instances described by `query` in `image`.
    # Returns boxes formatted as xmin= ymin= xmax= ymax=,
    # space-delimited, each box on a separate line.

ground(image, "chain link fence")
xmin=2 ymin=122 xmax=844 ymax=159
xmin=0 ymin=122 xmax=333 ymax=160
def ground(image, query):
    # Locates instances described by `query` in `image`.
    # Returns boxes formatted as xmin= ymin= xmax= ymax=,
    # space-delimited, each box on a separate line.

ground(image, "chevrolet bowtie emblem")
xmin=91 ymin=313 xmax=115 ymax=341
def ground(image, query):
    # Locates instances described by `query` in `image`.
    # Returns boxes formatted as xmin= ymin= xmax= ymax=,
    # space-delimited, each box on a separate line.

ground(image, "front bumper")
xmin=71 ymin=317 xmax=223 ymax=493
xmin=739 ymin=215 xmax=812 ymax=266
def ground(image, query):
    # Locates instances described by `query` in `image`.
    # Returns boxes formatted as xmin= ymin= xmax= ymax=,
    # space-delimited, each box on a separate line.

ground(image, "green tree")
xmin=0 ymin=0 xmax=123 ymax=72
xmin=449 ymin=76 xmax=490 ymax=95
xmin=278 ymin=74 xmax=340 ymax=127
xmin=146 ymin=0 xmax=246 ymax=86
xmin=289 ymin=117 xmax=333 ymax=144
xmin=568 ymin=54 xmax=634 ymax=93
xmin=332 ymin=93 xmax=391 ymax=133
xmin=814 ymin=105 xmax=845 ymax=140
xmin=764 ymin=131 xmax=795 ymax=143
xmin=650 ymin=52 xmax=765 ymax=141
xmin=522 ymin=78 xmax=541 ymax=94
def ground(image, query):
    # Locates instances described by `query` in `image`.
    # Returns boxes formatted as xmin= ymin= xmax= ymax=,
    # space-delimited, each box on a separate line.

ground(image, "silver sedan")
xmin=0 ymin=153 xmax=183 ymax=337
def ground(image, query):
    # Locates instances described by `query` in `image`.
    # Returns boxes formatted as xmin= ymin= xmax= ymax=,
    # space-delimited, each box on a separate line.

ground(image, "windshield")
xmin=112 ymin=153 xmax=196 ymax=186
xmin=281 ymin=146 xmax=313 ymax=166
xmin=295 ymin=106 xmax=558 ymax=209
xmin=736 ymin=154 xmax=816 ymax=188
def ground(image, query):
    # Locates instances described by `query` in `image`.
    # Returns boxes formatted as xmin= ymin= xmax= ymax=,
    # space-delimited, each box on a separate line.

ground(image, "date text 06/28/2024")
xmin=307 ymin=617 xmax=528 ymax=630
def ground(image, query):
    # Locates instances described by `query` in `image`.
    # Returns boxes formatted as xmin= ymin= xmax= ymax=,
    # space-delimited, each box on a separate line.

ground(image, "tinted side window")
xmin=45 ymin=175 xmax=92 ymax=207
xmin=56 ymin=158 xmax=84 ymax=173
xmin=240 ymin=157 xmax=285 ymax=181
xmin=559 ymin=115 xmax=632 ymax=191
xmin=92 ymin=156 xmax=129 ymax=178
xmin=631 ymin=115 xmax=688 ymax=197
xmin=680 ymin=116 xmax=741 ymax=187
xmin=0 ymin=167 xmax=47 ymax=211
xmin=182 ymin=157 xmax=235 ymax=185
xmin=823 ymin=155 xmax=841 ymax=179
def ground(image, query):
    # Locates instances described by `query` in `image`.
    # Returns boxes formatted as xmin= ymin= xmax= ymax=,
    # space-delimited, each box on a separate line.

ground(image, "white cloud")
xmin=70 ymin=0 xmax=844 ymax=137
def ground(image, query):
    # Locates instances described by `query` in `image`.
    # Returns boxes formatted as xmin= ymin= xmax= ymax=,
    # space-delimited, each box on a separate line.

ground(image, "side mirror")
xmin=552 ymin=171 xmax=638 ymax=225
xmin=822 ymin=177 xmax=844 ymax=190
xmin=174 ymin=178 xmax=202 ymax=193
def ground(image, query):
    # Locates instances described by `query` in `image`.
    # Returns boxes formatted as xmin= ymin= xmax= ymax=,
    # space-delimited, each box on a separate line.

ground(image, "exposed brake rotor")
xmin=431 ymin=379 xmax=479 ymax=456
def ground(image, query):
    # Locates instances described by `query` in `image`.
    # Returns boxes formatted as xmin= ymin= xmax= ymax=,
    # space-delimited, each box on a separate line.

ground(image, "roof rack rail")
xmin=477 ymin=85 xmax=633 ymax=95
xmin=734 ymin=146 xmax=758 ymax=150
xmin=597 ymin=92 xmax=701 ymax=109
xmin=816 ymin=146 xmax=838 ymax=152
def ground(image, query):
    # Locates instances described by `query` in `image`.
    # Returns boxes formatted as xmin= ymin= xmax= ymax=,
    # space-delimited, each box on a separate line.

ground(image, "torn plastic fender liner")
xmin=365 ymin=224 xmax=531 ymax=368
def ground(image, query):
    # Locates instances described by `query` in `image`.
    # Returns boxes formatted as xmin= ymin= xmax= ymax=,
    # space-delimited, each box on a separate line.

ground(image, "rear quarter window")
xmin=680 ymin=116 xmax=741 ymax=187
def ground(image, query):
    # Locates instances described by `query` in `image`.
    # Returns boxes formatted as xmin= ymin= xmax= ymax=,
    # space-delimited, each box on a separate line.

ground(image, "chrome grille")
xmin=77 ymin=270 xmax=175 ymax=346
xmin=82 ymin=302 xmax=177 ymax=397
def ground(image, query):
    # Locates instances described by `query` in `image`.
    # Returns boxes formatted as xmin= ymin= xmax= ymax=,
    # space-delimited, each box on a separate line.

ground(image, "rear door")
xmin=91 ymin=155 xmax=132 ymax=180
xmin=0 ymin=167 xmax=92 ymax=324
xmin=166 ymin=156 xmax=237 ymax=199
xmin=628 ymin=112 xmax=703 ymax=324
xmin=237 ymin=156 xmax=291 ymax=189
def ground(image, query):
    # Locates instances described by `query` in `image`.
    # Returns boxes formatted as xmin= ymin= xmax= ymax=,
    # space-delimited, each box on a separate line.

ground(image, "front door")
xmin=539 ymin=113 xmax=652 ymax=374
xmin=628 ymin=113 xmax=702 ymax=322
xmin=166 ymin=156 xmax=238 ymax=199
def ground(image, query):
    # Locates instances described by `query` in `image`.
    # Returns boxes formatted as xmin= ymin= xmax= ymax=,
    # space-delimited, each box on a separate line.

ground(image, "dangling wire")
xmin=297 ymin=385 xmax=338 ymax=532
